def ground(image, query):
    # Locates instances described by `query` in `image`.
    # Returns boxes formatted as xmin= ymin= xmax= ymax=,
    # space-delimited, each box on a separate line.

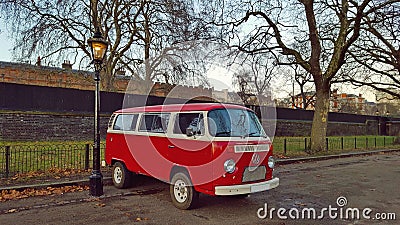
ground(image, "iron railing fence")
xmin=273 ymin=136 xmax=397 ymax=155
xmin=0 ymin=143 xmax=105 ymax=178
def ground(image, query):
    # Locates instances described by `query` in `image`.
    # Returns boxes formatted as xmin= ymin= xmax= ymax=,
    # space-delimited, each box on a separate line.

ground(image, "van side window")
xmin=173 ymin=113 xmax=204 ymax=135
xmin=113 ymin=114 xmax=138 ymax=131
xmin=139 ymin=113 xmax=170 ymax=133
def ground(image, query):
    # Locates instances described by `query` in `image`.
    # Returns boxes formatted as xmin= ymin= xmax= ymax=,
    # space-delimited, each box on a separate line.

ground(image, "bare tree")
xmin=233 ymin=71 xmax=253 ymax=104
xmin=206 ymin=0 xmax=398 ymax=152
xmin=341 ymin=3 xmax=400 ymax=100
xmin=232 ymin=53 xmax=277 ymax=105
xmin=0 ymin=0 xmax=209 ymax=91
xmin=290 ymin=64 xmax=315 ymax=109
xmin=128 ymin=0 xmax=214 ymax=92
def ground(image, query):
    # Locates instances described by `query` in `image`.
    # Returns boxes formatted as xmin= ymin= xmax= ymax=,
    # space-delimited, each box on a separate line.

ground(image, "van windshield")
xmin=208 ymin=109 xmax=266 ymax=137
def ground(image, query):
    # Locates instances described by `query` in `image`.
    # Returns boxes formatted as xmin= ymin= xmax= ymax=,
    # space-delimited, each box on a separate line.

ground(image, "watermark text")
xmin=257 ymin=196 xmax=396 ymax=221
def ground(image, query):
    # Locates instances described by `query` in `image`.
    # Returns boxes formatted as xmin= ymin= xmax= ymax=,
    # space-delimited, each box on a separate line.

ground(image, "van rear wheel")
xmin=112 ymin=162 xmax=132 ymax=189
xmin=170 ymin=172 xmax=199 ymax=210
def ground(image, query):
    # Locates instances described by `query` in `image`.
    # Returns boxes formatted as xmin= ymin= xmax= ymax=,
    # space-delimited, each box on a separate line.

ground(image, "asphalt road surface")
xmin=1 ymin=152 xmax=399 ymax=225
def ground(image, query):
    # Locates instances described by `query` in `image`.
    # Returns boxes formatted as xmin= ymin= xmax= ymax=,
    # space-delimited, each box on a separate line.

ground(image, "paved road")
xmin=1 ymin=152 xmax=399 ymax=225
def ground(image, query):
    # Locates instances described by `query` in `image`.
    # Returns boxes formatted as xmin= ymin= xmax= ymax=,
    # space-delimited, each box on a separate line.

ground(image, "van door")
xmin=167 ymin=112 xmax=214 ymax=187
xmin=128 ymin=113 xmax=171 ymax=180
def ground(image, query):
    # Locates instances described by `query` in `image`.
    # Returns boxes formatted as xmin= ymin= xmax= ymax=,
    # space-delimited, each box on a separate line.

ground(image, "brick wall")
xmin=0 ymin=61 xmax=95 ymax=91
xmin=0 ymin=62 xmax=398 ymax=141
xmin=264 ymin=119 xmax=381 ymax=137
xmin=0 ymin=111 xmax=110 ymax=141
xmin=0 ymin=61 xmax=213 ymax=100
xmin=387 ymin=122 xmax=400 ymax=137
xmin=2 ymin=111 xmax=397 ymax=142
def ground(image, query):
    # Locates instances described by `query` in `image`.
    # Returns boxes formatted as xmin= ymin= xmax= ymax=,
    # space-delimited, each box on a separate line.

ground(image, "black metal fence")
xmin=0 ymin=143 xmax=104 ymax=178
xmin=273 ymin=136 xmax=398 ymax=156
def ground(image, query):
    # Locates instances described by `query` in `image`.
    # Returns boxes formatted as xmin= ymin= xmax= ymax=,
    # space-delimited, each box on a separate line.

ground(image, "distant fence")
xmin=0 ymin=143 xmax=105 ymax=178
xmin=273 ymin=136 xmax=398 ymax=156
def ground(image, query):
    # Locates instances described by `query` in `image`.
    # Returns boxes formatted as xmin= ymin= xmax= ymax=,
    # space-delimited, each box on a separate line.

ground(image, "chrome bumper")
xmin=215 ymin=177 xmax=279 ymax=196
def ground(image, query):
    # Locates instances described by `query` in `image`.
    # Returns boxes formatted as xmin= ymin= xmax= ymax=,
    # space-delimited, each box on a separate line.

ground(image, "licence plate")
xmin=250 ymin=183 xmax=269 ymax=193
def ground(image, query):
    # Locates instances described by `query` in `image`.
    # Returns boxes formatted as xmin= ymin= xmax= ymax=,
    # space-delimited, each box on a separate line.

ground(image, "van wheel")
xmin=170 ymin=172 xmax=199 ymax=210
xmin=112 ymin=162 xmax=132 ymax=189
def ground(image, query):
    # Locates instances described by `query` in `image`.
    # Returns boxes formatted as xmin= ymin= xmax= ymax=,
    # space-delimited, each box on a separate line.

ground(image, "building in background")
xmin=291 ymin=91 xmax=316 ymax=110
xmin=330 ymin=89 xmax=366 ymax=114
xmin=0 ymin=61 xmax=213 ymax=101
xmin=279 ymin=89 xmax=372 ymax=114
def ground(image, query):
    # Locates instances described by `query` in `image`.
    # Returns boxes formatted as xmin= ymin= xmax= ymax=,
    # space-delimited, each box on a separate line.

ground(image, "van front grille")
xmin=242 ymin=166 xmax=266 ymax=183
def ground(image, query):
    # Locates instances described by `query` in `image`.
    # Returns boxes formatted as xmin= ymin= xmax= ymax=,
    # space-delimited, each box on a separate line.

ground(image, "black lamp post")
xmin=87 ymin=28 xmax=108 ymax=196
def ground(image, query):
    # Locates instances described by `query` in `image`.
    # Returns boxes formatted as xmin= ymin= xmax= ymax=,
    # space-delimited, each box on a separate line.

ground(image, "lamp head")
xmin=88 ymin=28 xmax=108 ymax=64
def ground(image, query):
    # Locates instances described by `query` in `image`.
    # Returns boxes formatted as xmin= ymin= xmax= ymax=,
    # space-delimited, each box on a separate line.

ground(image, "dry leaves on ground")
xmin=275 ymin=154 xmax=290 ymax=159
xmin=10 ymin=169 xmax=88 ymax=180
xmin=0 ymin=185 xmax=89 ymax=202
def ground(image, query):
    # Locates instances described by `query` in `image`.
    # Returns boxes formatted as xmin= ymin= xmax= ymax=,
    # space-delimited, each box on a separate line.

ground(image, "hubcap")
xmin=114 ymin=167 xmax=122 ymax=184
xmin=173 ymin=179 xmax=188 ymax=203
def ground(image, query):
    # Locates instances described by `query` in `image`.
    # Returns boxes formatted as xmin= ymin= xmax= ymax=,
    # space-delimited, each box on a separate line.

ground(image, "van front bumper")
xmin=215 ymin=177 xmax=279 ymax=196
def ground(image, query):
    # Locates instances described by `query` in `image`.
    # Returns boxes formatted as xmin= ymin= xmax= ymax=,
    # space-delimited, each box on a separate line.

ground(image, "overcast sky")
xmin=0 ymin=20 xmax=13 ymax=62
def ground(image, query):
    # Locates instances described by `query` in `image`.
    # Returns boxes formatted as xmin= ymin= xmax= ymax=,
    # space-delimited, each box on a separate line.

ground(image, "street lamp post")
xmin=87 ymin=28 xmax=108 ymax=196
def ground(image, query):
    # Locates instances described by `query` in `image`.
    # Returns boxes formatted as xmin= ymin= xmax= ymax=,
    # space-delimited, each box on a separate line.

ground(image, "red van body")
xmin=105 ymin=103 xmax=279 ymax=209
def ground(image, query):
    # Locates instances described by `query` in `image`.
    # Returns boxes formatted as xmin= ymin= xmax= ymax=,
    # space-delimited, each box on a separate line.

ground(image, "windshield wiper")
xmin=215 ymin=131 xmax=231 ymax=136
xmin=241 ymin=132 xmax=259 ymax=138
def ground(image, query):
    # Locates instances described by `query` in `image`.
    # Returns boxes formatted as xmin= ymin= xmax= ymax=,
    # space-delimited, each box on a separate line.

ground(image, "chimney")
xmin=36 ymin=56 xmax=42 ymax=66
xmin=62 ymin=60 xmax=72 ymax=70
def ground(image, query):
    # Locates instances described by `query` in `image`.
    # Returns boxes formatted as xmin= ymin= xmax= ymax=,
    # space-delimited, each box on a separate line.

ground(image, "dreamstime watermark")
xmin=257 ymin=196 xmax=397 ymax=221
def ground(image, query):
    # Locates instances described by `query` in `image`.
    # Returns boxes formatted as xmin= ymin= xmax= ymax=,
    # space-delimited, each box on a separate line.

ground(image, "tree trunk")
xmin=310 ymin=81 xmax=330 ymax=152
xmin=101 ymin=62 xmax=115 ymax=92
xmin=143 ymin=10 xmax=153 ymax=95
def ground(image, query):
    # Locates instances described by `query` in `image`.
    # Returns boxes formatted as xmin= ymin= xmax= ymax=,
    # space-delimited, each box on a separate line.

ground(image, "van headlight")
xmin=224 ymin=159 xmax=236 ymax=173
xmin=268 ymin=156 xmax=275 ymax=168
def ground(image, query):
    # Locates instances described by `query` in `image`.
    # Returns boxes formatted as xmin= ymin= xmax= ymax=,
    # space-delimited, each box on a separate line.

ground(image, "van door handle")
xmin=168 ymin=145 xmax=175 ymax=149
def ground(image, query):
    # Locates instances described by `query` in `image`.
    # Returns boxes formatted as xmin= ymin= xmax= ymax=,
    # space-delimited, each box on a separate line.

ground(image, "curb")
xmin=1 ymin=149 xmax=399 ymax=191
xmin=276 ymin=148 xmax=400 ymax=165
xmin=0 ymin=177 xmax=113 ymax=192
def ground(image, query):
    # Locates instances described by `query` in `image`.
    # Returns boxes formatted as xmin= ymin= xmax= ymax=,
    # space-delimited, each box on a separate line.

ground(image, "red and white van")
xmin=105 ymin=103 xmax=279 ymax=209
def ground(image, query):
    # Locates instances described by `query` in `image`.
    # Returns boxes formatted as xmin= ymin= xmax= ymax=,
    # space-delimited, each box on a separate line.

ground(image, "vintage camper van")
xmin=105 ymin=103 xmax=279 ymax=209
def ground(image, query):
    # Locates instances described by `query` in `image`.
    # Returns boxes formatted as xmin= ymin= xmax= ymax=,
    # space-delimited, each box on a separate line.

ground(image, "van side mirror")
xmin=186 ymin=128 xmax=194 ymax=137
